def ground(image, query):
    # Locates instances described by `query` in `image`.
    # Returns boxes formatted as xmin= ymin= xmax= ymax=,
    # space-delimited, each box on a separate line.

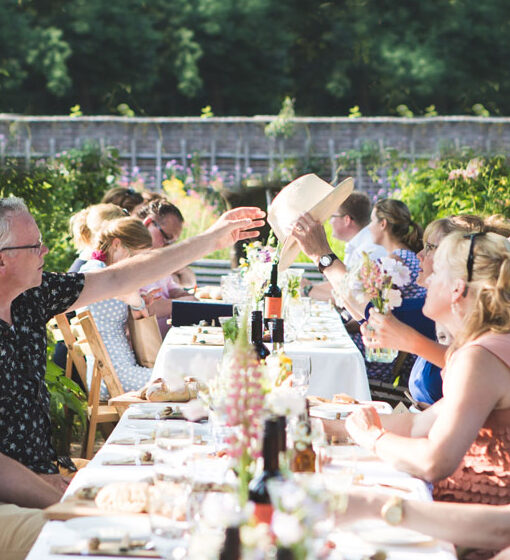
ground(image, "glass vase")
xmin=364 ymin=324 xmax=398 ymax=363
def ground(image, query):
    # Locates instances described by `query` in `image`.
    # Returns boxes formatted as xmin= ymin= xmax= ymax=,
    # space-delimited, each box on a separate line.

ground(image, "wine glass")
xmin=291 ymin=355 xmax=312 ymax=396
xmin=149 ymin=480 xmax=191 ymax=560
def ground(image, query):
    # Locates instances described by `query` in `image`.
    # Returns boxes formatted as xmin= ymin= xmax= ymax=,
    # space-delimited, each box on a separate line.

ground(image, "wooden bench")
xmin=190 ymin=259 xmax=323 ymax=286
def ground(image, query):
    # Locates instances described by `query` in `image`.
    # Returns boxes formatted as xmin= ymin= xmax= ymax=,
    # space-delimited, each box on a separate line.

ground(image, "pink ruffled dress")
xmin=433 ymin=332 xmax=510 ymax=505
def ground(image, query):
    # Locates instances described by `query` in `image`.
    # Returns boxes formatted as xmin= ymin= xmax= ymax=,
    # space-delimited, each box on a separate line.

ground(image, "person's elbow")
xmin=419 ymin=450 xmax=460 ymax=483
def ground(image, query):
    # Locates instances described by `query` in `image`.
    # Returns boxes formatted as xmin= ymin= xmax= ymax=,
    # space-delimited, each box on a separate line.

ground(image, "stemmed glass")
xmin=291 ymin=355 xmax=312 ymax=396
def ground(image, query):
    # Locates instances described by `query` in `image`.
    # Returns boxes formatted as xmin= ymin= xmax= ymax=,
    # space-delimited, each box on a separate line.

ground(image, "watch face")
xmin=320 ymin=255 xmax=333 ymax=266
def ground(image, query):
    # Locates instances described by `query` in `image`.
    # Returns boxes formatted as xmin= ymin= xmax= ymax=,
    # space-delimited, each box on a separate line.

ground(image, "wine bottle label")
xmin=252 ymin=502 xmax=274 ymax=525
xmin=265 ymin=297 xmax=282 ymax=319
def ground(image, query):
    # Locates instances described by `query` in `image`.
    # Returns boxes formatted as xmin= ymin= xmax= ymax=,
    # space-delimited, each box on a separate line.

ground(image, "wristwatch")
xmin=318 ymin=253 xmax=338 ymax=273
xmin=381 ymin=496 xmax=404 ymax=526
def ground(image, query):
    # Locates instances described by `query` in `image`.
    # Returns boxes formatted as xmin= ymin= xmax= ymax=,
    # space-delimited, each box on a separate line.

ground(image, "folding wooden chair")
xmin=52 ymin=314 xmax=88 ymax=389
xmin=75 ymin=309 xmax=126 ymax=459
xmin=368 ymin=351 xmax=413 ymax=409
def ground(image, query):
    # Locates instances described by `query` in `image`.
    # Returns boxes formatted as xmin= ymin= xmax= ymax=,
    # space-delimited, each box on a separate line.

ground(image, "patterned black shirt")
xmin=0 ymin=272 xmax=85 ymax=473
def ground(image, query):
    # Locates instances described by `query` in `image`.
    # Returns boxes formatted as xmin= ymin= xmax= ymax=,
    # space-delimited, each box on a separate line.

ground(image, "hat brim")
xmin=278 ymin=177 xmax=354 ymax=271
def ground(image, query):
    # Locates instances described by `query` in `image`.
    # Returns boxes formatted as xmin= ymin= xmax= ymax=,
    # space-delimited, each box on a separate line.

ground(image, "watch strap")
xmin=318 ymin=253 xmax=338 ymax=273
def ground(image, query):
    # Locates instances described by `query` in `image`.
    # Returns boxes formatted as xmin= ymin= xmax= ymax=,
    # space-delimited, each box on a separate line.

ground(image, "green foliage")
xmin=389 ymin=155 xmax=510 ymax=227
xmin=395 ymin=104 xmax=414 ymax=118
xmin=46 ymin=335 xmax=86 ymax=455
xmin=0 ymin=142 xmax=121 ymax=271
xmin=3 ymin=0 xmax=510 ymax=116
xmin=265 ymin=97 xmax=296 ymax=140
xmin=69 ymin=104 xmax=82 ymax=117
xmin=117 ymin=103 xmax=135 ymax=117
xmin=348 ymin=105 xmax=362 ymax=118
xmin=472 ymin=103 xmax=490 ymax=117
xmin=200 ymin=105 xmax=214 ymax=118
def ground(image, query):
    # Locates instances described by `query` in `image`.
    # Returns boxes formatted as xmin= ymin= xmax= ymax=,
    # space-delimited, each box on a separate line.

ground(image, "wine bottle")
xmin=276 ymin=548 xmax=296 ymax=560
xmin=249 ymin=418 xmax=283 ymax=524
xmin=290 ymin=401 xmax=316 ymax=473
xmin=267 ymin=318 xmax=292 ymax=386
xmin=251 ymin=310 xmax=270 ymax=361
xmin=264 ymin=262 xmax=282 ymax=319
xmin=219 ymin=526 xmax=241 ymax=560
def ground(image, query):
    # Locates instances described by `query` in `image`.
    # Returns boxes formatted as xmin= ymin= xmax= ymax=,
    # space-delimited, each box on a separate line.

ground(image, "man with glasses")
xmin=0 ymin=196 xmax=264 ymax=557
xmin=303 ymin=191 xmax=386 ymax=301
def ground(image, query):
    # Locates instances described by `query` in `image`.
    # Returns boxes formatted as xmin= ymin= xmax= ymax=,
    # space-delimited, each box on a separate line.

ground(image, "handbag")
xmin=127 ymin=311 xmax=163 ymax=368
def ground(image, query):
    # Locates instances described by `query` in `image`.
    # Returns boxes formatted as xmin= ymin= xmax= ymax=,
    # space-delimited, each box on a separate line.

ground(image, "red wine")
xmin=251 ymin=310 xmax=270 ymax=361
xmin=264 ymin=262 xmax=282 ymax=319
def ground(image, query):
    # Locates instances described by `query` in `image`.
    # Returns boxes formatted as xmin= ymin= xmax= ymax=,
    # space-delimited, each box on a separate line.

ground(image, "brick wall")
xmin=2 ymin=115 xmax=510 ymax=193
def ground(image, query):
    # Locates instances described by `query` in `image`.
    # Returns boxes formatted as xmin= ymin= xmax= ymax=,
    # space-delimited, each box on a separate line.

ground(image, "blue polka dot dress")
xmin=353 ymin=249 xmax=427 ymax=383
xmin=79 ymin=260 xmax=152 ymax=398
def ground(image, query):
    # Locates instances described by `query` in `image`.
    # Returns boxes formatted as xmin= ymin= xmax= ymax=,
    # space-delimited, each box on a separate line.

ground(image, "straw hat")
xmin=268 ymin=173 xmax=354 ymax=270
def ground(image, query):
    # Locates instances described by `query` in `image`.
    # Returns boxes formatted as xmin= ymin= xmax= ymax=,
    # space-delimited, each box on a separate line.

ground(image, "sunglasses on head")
xmin=462 ymin=232 xmax=486 ymax=296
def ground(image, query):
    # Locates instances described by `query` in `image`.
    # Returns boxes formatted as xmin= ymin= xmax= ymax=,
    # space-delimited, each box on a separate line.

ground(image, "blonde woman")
xmin=79 ymin=217 xmax=154 ymax=396
xmin=342 ymin=232 xmax=510 ymax=511
xmin=69 ymin=203 xmax=125 ymax=272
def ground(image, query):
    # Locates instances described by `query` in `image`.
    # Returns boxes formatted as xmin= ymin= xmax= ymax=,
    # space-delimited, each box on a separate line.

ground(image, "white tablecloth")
xmin=152 ymin=307 xmax=370 ymax=401
xmin=28 ymin=402 xmax=456 ymax=560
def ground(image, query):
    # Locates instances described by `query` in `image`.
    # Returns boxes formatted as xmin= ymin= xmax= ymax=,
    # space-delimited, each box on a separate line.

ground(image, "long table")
xmin=28 ymin=402 xmax=456 ymax=560
xmin=152 ymin=303 xmax=371 ymax=401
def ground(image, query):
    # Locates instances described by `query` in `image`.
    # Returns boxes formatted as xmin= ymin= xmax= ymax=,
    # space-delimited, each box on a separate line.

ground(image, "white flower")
xmin=265 ymin=387 xmax=305 ymax=417
xmin=272 ymin=511 xmax=303 ymax=546
xmin=387 ymin=288 xmax=402 ymax=310
xmin=380 ymin=257 xmax=411 ymax=287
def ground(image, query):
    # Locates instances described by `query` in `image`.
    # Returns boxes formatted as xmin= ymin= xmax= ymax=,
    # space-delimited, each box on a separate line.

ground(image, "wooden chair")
xmin=52 ymin=314 xmax=88 ymax=389
xmin=368 ymin=351 xmax=413 ymax=409
xmin=74 ymin=310 xmax=126 ymax=459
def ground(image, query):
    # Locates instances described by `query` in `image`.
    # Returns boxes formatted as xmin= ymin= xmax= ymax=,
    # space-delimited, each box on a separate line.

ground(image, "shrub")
xmin=388 ymin=154 xmax=510 ymax=226
xmin=0 ymin=142 xmax=121 ymax=271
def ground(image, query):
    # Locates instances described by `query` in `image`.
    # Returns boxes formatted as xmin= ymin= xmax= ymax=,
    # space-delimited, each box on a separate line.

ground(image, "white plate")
xmin=310 ymin=401 xmax=393 ymax=419
xmin=352 ymin=520 xmax=434 ymax=545
xmin=65 ymin=515 xmax=151 ymax=540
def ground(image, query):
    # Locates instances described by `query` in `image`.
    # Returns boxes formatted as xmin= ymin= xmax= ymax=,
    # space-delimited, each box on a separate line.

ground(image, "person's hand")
xmin=345 ymin=406 xmax=384 ymax=451
xmin=37 ymin=473 xmax=71 ymax=495
xmin=321 ymin=417 xmax=350 ymax=444
xmin=205 ymin=207 xmax=266 ymax=250
xmin=291 ymin=212 xmax=332 ymax=262
xmin=361 ymin=309 xmax=408 ymax=350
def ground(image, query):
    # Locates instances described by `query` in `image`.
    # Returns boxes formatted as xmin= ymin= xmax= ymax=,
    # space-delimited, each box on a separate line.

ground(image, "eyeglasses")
xmin=331 ymin=213 xmax=348 ymax=219
xmin=0 ymin=238 xmax=44 ymax=255
xmin=153 ymin=221 xmax=175 ymax=245
xmin=463 ymin=232 xmax=486 ymax=296
xmin=424 ymin=241 xmax=438 ymax=256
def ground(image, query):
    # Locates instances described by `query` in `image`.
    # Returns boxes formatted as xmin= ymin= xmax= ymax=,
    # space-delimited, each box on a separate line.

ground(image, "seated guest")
xmin=362 ymin=216 xmax=485 ymax=405
xmin=484 ymin=213 xmax=510 ymax=238
xmin=137 ymin=198 xmax=197 ymax=289
xmin=339 ymin=489 xmax=510 ymax=559
xmin=0 ymin=452 xmax=62 ymax=560
xmin=293 ymin=198 xmax=428 ymax=384
xmin=68 ymin=203 xmax=125 ymax=272
xmin=336 ymin=233 xmax=510 ymax=513
xmin=137 ymin=199 xmax=197 ymax=336
xmin=101 ymin=186 xmax=143 ymax=214
xmin=302 ymin=191 xmax=386 ymax=301
xmin=0 ymin=196 xmax=264 ymax=483
xmin=79 ymin=218 xmax=155 ymax=397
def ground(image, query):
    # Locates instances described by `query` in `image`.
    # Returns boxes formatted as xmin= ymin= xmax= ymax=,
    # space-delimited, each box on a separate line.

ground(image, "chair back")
xmin=74 ymin=309 xmax=124 ymax=459
xmin=51 ymin=314 xmax=88 ymax=388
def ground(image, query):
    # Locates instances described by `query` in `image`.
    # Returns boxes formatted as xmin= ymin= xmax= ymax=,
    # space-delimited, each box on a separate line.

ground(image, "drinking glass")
xmin=291 ymin=355 xmax=312 ymax=396
xmin=149 ymin=480 xmax=191 ymax=560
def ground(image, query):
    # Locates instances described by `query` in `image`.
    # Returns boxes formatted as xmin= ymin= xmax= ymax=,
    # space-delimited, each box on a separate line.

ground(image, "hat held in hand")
xmin=268 ymin=173 xmax=354 ymax=270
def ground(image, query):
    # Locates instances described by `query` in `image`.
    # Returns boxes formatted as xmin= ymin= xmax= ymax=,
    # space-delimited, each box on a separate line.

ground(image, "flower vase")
xmin=364 ymin=324 xmax=398 ymax=363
